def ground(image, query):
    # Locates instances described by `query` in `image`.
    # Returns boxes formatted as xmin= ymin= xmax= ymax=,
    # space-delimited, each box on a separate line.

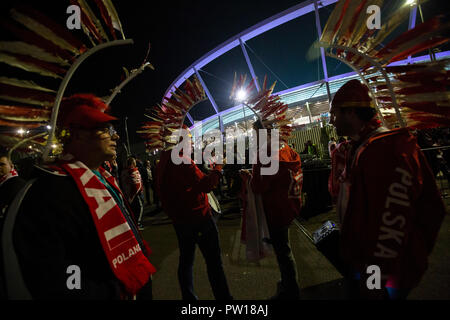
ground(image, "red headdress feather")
xmin=138 ymin=76 xmax=207 ymax=153
xmin=319 ymin=0 xmax=450 ymax=129
xmin=0 ymin=0 xmax=129 ymax=155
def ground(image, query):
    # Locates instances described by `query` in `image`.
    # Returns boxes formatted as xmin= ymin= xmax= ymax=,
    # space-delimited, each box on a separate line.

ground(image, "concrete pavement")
xmin=140 ymin=196 xmax=450 ymax=300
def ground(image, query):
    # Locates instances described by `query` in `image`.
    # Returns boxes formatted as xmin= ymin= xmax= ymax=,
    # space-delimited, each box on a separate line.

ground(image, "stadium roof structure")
xmin=163 ymin=0 xmax=450 ymax=137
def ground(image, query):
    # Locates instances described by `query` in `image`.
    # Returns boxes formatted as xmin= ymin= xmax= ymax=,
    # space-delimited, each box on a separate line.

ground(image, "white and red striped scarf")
xmin=0 ymin=168 xmax=18 ymax=186
xmin=60 ymin=159 xmax=155 ymax=296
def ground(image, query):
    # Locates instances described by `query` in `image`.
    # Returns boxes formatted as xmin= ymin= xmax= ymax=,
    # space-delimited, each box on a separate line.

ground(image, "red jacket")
xmin=251 ymin=145 xmax=303 ymax=228
xmin=156 ymin=151 xmax=221 ymax=224
xmin=338 ymin=128 xmax=446 ymax=289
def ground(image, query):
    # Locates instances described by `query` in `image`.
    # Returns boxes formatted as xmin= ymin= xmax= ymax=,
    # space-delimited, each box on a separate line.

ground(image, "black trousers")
xmin=173 ymin=218 xmax=232 ymax=300
xmin=130 ymin=195 xmax=143 ymax=225
xmin=268 ymin=225 xmax=300 ymax=294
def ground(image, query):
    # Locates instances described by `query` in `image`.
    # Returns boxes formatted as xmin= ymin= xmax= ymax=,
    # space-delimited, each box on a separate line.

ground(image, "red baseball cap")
xmin=331 ymin=79 xmax=375 ymax=111
xmin=58 ymin=94 xmax=117 ymax=129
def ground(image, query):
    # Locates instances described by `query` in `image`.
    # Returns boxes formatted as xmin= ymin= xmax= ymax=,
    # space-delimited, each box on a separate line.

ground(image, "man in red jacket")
xmin=156 ymin=132 xmax=232 ymax=300
xmin=247 ymin=120 xmax=303 ymax=299
xmin=330 ymin=80 xmax=446 ymax=299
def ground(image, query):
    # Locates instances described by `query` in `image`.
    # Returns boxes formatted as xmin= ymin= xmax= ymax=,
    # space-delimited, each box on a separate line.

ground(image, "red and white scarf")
xmin=0 ymin=168 xmax=18 ymax=186
xmin=60 ymin=159 xmax=156 ymax=296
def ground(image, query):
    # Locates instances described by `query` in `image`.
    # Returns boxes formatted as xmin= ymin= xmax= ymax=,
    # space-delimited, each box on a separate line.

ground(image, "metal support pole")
xmin=408 ymin=4 xmax=417 ymax=63
xmin=239 ymin=38 xmax=260 ymax=92
xmin=124 ymin=116 xmax=131 ymax=156
xmin=306 ymin=101 xmax=312 ymax=124
xmin=193 ymin=67 xmax=224 ymax=133
xmin=186 ymin=113 xmax=194 ymax=126
xmin=313 ymin=0 xmax=332 ymax=106
xmin=418 ymin=3 xmax=436 ymax=61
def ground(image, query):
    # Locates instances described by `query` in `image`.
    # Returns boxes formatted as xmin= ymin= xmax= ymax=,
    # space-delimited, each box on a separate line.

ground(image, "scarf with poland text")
xmin=60 ymin=159 xmax=156 ymax=296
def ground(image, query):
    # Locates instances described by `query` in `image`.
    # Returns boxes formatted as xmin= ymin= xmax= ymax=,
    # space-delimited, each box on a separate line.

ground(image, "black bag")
xmin=312 ymin=221 xmax=348 ymax=277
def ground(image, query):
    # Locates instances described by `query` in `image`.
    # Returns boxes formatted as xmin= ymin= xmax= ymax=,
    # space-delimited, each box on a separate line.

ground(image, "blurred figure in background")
xmin=142 ymin=160 xmax=153 ymax=206
xmin=0 ymin=151 xmax=26 ymax=299
xmin=121 ymin=157 xmax=144 ymax=230
xmin=0 ymin=152 xmax=26 ymax=219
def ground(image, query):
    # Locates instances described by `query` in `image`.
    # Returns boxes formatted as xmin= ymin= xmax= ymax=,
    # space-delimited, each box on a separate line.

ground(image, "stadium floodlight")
xmin=236 ymin=88 xmax=247 ymax=102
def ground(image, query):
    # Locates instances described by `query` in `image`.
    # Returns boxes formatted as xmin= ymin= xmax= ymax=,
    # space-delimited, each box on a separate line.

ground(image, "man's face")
xmin=329 ymin=107 xmax=355 ymax=137
xmin=0 ymin=156 xmax=13 ymax=177
xmin=75 ymin=124 xmax=119 ymax=162
xmin=93 ymin=125 xmax=119 ymax=161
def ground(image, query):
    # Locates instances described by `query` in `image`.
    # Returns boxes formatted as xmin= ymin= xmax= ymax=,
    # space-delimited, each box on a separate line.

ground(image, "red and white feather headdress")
xmin=139 ymin=76 xmax=207 ymax=152
xmin=0 ymin=1 xmax=142 ymax=160
xmin=318 ymin=0 xmax=450 ymax=129
xmin=229 ymin=73 xmax=293 ymax=143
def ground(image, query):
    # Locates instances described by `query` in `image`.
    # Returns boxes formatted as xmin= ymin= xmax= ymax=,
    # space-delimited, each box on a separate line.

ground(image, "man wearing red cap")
xmin=6 ymin=94 xmax=156 ymax=299
xmin=329 ymin=80 xmax=446 ymax=299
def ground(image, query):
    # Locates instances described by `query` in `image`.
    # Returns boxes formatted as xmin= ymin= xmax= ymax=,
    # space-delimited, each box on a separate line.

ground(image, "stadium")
xmin=158 ymin=0 xmax=449 ymax=158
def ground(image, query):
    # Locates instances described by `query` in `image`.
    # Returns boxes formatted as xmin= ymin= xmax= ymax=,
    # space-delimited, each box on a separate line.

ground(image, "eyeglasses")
xmin=107 ymin=126 xmax=117 ymax=137
xmin=96 ymin=125 xmax=117 ymax=137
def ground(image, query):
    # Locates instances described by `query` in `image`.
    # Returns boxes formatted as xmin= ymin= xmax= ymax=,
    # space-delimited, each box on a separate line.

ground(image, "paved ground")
xmin=140 ymin=188 xmax=450 ymax=300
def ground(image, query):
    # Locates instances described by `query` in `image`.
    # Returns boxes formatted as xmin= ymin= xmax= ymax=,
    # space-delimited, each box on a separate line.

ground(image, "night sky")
xmin=1 ymin=0 xmax=449 ymax=145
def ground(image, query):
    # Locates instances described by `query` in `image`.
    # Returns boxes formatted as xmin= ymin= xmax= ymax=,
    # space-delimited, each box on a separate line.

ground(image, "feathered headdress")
xmin=0 ymin=1 xmax=134 ymax=160
xmin=229 ymin=73 xmax=293 ymax=143
xmin=138 ymin=76 xmax=207 ymax=153
xmin=317 ymin=0 xmax=450 ymax=129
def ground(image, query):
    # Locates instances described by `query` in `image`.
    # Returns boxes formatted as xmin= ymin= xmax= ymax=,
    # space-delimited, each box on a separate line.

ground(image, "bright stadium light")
xmin=236 ymin=88 xmax=247 ymax=102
